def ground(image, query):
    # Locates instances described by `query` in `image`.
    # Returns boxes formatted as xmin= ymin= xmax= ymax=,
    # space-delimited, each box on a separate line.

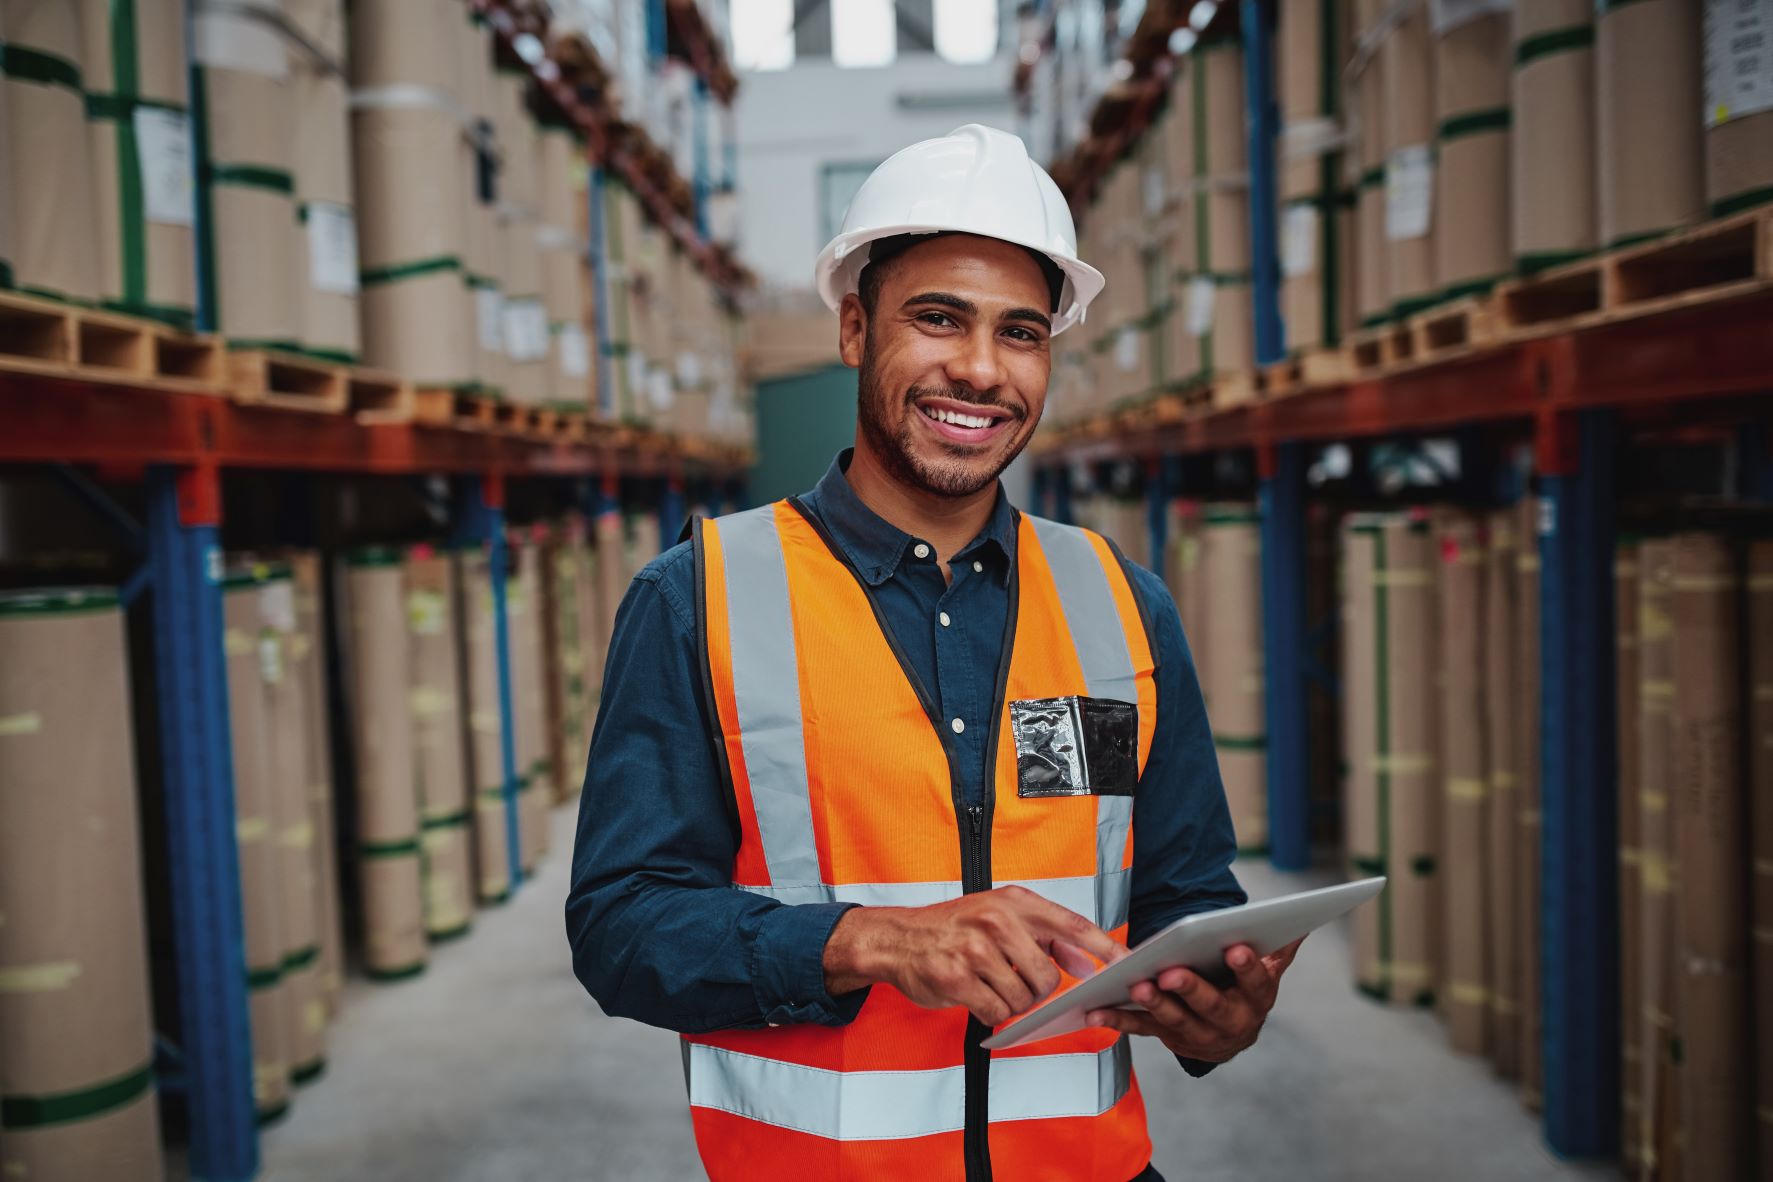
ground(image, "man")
xmin=567 ymin=124 xmax=1298 ymax=1181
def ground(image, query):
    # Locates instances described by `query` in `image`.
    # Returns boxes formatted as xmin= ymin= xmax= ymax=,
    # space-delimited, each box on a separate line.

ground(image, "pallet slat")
xmin=230 ymin=351 xmax=348 ymax=413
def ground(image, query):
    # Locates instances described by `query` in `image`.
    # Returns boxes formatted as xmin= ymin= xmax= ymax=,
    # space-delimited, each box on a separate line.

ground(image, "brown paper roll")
xmin=1746 ymin=541 xmax=1773 ymax=1178
xmin=294 ymin=45 xmax=359 ymax=359
xmin=1514 ymin=498 xmax=1543 ymax=1106
xmin=1382 ymin=517 xmax=1440 ymax=1009
xmin=1341 ymin=519 xmax=1384 ymax=1000
xmin=1201 ymin=509 xmax=1267 ymax=851
xmin=345 ymin=555 xmax=426 ymax=978
xmin=1597 ymin=0 xmax=1703 ymax=247
xmin=289 ymin=553 xmax=345 ymax=1014
xmin=1705 ymin=113 xmax=1773 ymax=219
xmin=455 ymin=546 xmax=512 ymax=903
xmin=406 ymin=549 xmax=474 ymax=940
xmin=348 ymin=0 xmax=460 ymax=92
xmin=1434 ymin=13 xmax=1511 ymax=298
xmin=1511 ymin=0 xmax=1597 ymax=268
xmin=1614 ymin=543 xmax=1643 ymax=1169
xmin=1382 ymin=7 xmax=1435 ymax=314
xmin=222 ymin=578 xmax=292 ymax=1116
xmin=1482 ymin=511 xmax=1520 ymax=1075
xmin=0 ymin=591 xmax=163 ymax=1181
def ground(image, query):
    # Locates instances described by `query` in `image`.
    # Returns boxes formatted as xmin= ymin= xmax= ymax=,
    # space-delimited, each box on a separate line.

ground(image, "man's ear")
xmin=837 ymin=292 xmax=867 ymax=369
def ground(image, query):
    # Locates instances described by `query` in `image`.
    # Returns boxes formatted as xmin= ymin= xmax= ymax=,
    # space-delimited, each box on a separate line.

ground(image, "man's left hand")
xmin=1083 ymin=938 xmax=1304 ymax=1063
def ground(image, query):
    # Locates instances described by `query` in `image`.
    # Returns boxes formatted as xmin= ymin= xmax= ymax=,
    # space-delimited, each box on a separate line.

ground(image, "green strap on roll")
xmin=1712 ymin=184 xmax=1773 ymax=219
xmin=361 ymin=255 xmax=464 ymax=287
xmin=359 ymin=837 xmax=422 ymax=859
xmin=246 ymin=963 xmax=282 ymax=990
xmin=282 ymin=945 xmax=321 ymax=973
xmin=209 ymin=164 xmax=296 ymax=195
xmin=0 ymin=44 xmax=84 ymax=93
xmin=422 ymin=808 xmax=472 ymax=830
xmin=1213 ymin=734 xmax=1268 ymax=752
xmin=1 ymin=1060 xmax=154 ymax=1130
xmin=1437 ymin=107 xmax=1512 ymax=143
xmin=1358 ymin=164 xmax=1385 ymax=191
xmin=1514 ymin=24 xmax=1594 ymax=68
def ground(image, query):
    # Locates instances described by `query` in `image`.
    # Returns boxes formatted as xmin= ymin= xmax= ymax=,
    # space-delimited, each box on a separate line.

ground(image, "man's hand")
xmin=823 ymin=886 xmax=1125 ymax=1026
xmin=1084 ymin=938 xmax=1304 ymax=1063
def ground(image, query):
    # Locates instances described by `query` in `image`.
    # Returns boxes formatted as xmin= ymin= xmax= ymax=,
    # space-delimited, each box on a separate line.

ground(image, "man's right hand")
xmin=821 ymin=886 xmax=1126 ymax=1027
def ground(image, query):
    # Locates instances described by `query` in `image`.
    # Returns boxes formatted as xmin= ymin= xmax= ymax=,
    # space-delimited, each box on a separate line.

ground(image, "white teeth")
xmin=931 ymin=407 xmax=993 ymax=429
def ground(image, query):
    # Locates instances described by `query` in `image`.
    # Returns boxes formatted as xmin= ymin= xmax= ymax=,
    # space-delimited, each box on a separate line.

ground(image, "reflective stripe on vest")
xmin=688 ymin=500 xmax=1157 ymax=1182
xmin=688 ymin=1038 xmax=1133 ymax=1142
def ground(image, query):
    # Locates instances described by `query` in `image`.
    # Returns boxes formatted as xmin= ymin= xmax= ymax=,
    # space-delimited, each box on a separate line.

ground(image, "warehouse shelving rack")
xmin=0 ymin=5 xmax=747 ymax=1180
xmin=1030 ymin=0 xmax=1773 ymax=1163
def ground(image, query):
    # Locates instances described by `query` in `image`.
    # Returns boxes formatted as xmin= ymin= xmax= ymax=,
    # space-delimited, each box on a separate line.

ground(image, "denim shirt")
xmin=566 ymin=452 xmax=1246 ymax=1045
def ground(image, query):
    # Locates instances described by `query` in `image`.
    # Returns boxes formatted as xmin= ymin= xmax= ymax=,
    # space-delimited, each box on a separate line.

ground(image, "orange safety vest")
xmin=686 ymin=498 xmax=1159 ymax=1182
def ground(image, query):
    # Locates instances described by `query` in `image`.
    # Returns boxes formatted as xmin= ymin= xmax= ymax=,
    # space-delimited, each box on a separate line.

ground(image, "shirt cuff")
xmin=1176 ymin=1054 xmax=1218 ymax=1078
xmin=750 ymin=901 xmax=871 ymax=1027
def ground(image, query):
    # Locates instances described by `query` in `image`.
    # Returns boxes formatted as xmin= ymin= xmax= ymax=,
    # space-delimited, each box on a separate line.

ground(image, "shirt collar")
xmin=798 ymin=450 xmax=1018 ymax=587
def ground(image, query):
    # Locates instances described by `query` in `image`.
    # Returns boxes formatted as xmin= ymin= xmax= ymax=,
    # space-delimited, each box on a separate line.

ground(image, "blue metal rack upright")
xmin=1536 ymin=408 xmax=1620 ymax=1157
xmin=145 ymin=462 xmax=258 ymax=1182
xmin=587 ymin=164 xmax=617 ymax=422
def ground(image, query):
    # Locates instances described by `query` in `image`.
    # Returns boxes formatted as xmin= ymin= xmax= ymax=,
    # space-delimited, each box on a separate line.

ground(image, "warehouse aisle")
xmin=261 ymin=805 xmax=1612 ymax=1182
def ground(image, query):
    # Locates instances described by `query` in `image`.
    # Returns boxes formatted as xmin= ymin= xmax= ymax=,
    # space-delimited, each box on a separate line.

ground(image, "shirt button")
xmin=913 ymin=543 xmax=931 ymax=559
xmin=973 ymin=561 xmax=983 ymax=573
xmin=939 ymin=612 xmax=951 ymax=627
xmin=950 ymin=717 xmax=965 ymax=735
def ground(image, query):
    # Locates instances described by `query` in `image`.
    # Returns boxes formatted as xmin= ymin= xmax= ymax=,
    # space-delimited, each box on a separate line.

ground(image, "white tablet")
xmin=980 ymin=877 xmax=1387 ymax=1051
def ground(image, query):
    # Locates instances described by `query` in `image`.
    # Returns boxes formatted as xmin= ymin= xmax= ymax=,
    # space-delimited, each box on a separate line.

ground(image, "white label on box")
xmin=1187 ymin=276 xmax=1217 ymax=337
xmin=261 ymin=581 xmax=296 ymax=634
xmin=476 ymin=288 xmax=505 ymax=355
xmin=1114 ymin=325 xmax=1140 ymax=371
xmin=1143 ymin=166 xmax=1168 ymax=215
xmin=676 ymin=350 xmax=702 ymax=388
xmin=306 ymin=202 xmax=359 ymax=295
xmin=1429 ymin=0 xmax=1511 ymax=36
xmin=503 ymin=298 xmax=549 ymax=362
xmin=558 ymin=324 xmax=590 ymax=378
xmin=134 ymin=106 xmax=196 ymax=227
xmin=648 ymin=366 xmax=675 ymax=411
xmin=1282 ymin=204 xmax=1318 ymax=278
xmin=257 ymin=632 xmax=284 ymax=685
xmin=1705 ymin=0 xmax=1773 ymax=126
xmin=1385 ymin=145 xmax=1434 ymax=241
xmin=625 ymin=350 xmax=646 ymax=395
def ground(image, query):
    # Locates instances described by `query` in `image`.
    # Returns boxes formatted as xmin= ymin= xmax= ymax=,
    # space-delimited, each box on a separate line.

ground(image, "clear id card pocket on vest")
xmin=1008 ymin=696 xmax=1138 ymax=798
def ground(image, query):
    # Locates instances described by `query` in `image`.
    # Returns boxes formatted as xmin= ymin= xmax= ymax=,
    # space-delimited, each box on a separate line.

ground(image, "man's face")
xmin=839 ymin=234 xmax=1054 ymax=498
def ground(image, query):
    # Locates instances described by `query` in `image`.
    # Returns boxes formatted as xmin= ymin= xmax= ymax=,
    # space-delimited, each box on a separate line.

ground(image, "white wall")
xmin=733 ymin=53 xmax=1020 ymax=290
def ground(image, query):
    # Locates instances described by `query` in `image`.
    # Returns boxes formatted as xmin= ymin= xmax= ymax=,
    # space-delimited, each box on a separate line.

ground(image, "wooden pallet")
xmin=1344 ymin=321 xmax=1417 ymax=375
xmin=229 ymin=350 xmax=348 ymax=413
xmin=412 ymin=387 xmax=498 ymax=431
xmin=349 ymin=368 xmax=413 ymax=425
xmin=1406 ymin=297 xmax=1500 ymax=362
xmin=0 ymin=291 xmax=226 ymax=391
xmin=1494 ymin=260 xmax=1603 ymax=337
xmin=1260 ymin=348 xmax=1355 ymax=399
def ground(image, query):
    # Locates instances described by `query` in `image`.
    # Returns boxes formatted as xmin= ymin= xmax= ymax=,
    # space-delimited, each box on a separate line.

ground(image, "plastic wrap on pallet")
xmin=194 ymin=0 xmax=302 ymax=348
xmin=0 ymin=589 xmax=164 ymax=1181
xmin=1703 ymin=0 xmax=1773 ymax=216
xmin=405 ymin=548 xmax=474 ymax=942
xmin=79 ymin=0 xmax=196 ymax=325
xmin=343 ymin=551 xmax=427 ymax=981
xmin=2 ymin=1 xmax=104 ymax=303
xmin=1511 ymin=0 xmax=1597 ymax=271
xmin=1432 ymin=5 xmax=1511 ymax=302
xmin=1599 ymin=0 xmax=1704 ymax=248
xmin=289 ymin=0 xmax=359 ymax=362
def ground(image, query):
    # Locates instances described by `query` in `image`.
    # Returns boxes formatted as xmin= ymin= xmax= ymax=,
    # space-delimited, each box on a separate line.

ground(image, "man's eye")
xmin=918 ymin=311 xmax=956 ymax=328
xmin=1004 ymin=327 xmax=1041 ymax=343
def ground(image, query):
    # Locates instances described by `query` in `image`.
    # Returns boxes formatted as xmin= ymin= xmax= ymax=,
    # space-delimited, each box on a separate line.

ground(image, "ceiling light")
xmin=1188 ymin=1 xmax=1218 ymax=31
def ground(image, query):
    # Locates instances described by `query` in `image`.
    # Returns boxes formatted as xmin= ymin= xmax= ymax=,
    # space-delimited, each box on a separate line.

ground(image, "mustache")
xmin=906 ymin=384 xmax=1026 ymax=421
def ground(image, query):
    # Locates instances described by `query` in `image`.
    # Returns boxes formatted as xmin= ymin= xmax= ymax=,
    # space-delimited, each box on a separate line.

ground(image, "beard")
xmin=856 ymin=332 xmax=1033 ymax=499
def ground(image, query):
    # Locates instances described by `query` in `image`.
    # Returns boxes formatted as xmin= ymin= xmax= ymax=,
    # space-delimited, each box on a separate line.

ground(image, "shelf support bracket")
xmin=52 ymin=462 xmax=145 ymax=552
xmin=1242 ymin=0 xmax=1285 ymax=364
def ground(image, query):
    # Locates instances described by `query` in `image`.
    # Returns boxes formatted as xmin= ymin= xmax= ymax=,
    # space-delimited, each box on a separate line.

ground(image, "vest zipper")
xmin=962 ymin=804 xmax=992 ymax=1182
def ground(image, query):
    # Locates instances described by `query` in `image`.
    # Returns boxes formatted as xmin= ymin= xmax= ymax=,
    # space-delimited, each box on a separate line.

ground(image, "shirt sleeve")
xmin=564 ymin=545 xmax=869 ymax=1033
xmin=1124 ymin=562 xmax=1249 ymax=1077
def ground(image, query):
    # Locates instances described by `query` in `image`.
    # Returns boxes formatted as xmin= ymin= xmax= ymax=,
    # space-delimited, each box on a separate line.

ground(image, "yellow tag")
xmin=0 ymin=961 xmax=81 ymax=993
xmin=0 ymin=712 xmax=42 ymax=737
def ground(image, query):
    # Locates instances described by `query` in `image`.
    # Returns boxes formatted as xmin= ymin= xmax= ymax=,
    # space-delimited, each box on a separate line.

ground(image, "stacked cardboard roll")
xmin=221 ymin=572 xmax=293 ymax=1120
xmin=194 ymin=0 xmax=301 ymax=347
xmin=1514 ymin=496 xmax=1543 ymax=1106
xmin=1193 ymin=39 xmax=1254 ymax=375
xmin=1636 ymin=537 xmax=1682 ymax=1175
xmin=1667 ymin=533 xmax=1752 ymax=1180
xmin=256 ymin=572 xmax=327 ymax=1085
xmin=459 ymin=11 xmax=507 ymax=395
xmin=508 ymin=536 xmax=550 ymax=872
xmin=1597 ymin=0 xmax=1704 ymax=248
xmin=626 ymin=508 xmax=663 ymax=581
xmin=289 ymin=553 xmax=345 ymax=1015
xmin=1432 ymin=4 xmax=1511 ymax=301
xmin=2 ymin=1 xmax=103 ymax=302
xmin=79 ymin=0 xmax=196 ymax=325
xmin=1511 ymin=0 xmax=1597 ymax=272
xmin=538 ymin=118 xmax=592 ymax=409
xmin=1434 ymin=509 xmax=1488 ymax=1055
xmin=1277 ymin=0 xmax=1354 ymax=352
xmin=351 ymin=0 xmax=476 ymax=388
xmin=1703 ymin=0 xmax=1773 ymax=216
xmin=1749 ymin=540 xmax=1773 ymax=1175
xmin=405 ymin=547 xmax=474 ymax=943
xmin=1482 ymin=508 xmax=1521 ymax=1075
xmin=1615 ymin=541 xmax=1644 ymax=1170
xmin=544 ymin=521 xmax=591 ymax=802
xmin=1352 ymin=0 xmax=1389 ymax=327
xmin=593 ymin=504 xmax=627 ymax=679
xmin=1201 ymin=505 xmax=1268 ymax=854
xmin=1341 ymin=513 xmax=1440 ymax=1008
xmin=574 ymin=518 xmax=609 ymax=728
xmin=494 ymin=67 xmax=549 ymax=405
xmin=0 ymin=589 xmax=163 ymax=1181
xmin=344 ymin=549 xmax=427 ymax=980
xmin=289 ymin=0 xmax=358 ymax=361
xmin=455 ymin=544 xmax=512 ymax=903
xmin=601 ymin=176 xmax=640 ymax=420
xmin=1380 ymin=3 xmax=1436 ymax=318
xmin=1157 ymin=68 xmax=1200 ymax=389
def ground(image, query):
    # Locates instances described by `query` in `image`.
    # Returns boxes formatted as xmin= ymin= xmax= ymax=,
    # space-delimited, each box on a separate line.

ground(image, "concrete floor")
xmin=261 ymin=804 xmax=1616 ymax=1182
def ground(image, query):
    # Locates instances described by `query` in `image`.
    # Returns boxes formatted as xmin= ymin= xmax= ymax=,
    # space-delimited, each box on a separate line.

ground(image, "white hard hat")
xmin=812 ymin=124 xmax=1105 ymax=335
